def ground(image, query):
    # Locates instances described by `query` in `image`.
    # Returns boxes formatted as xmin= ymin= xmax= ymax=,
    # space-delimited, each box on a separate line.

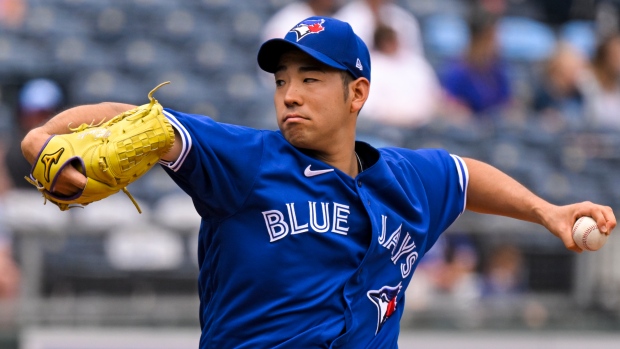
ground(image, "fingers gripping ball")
xmin=572 ymin=216 xmax=609 ymax=251
xmin=26 ymin=82 xmax=175 ymax=213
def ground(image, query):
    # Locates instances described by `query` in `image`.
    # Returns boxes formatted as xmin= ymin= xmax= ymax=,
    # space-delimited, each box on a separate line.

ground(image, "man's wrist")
xmin=531 ymin=200 xmax=553 ymax=227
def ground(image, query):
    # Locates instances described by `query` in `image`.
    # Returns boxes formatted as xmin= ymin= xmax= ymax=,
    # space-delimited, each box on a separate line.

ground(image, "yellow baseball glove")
xmin=25 ymin=82 xmax=175 ymax=213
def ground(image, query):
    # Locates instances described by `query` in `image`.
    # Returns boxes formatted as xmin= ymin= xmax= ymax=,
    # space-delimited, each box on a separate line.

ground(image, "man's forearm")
xmin=463 ymin=157 xmax=552 ymax=225
xmin=21 ymin=102 xmax=136 ymax=164
xmin=35 ymin=102 xmax=136 ymax=135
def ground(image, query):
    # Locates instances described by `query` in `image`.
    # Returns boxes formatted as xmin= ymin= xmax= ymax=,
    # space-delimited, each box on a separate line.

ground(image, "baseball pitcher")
xmin=21 ymin=17 xmax=615 ymax=348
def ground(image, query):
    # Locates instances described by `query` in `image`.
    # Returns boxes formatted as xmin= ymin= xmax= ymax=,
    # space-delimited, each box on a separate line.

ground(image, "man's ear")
xmin=350 ymin=78 xmax=370 ymax=114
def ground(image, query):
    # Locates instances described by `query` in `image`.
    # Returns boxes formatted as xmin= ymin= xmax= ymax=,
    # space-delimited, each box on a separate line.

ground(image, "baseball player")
xmin=21 ymin=17 xmax=615 ymax=348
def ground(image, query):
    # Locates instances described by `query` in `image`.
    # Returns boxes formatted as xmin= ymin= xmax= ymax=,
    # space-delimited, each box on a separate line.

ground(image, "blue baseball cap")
xmin=257 ymin=16 xmax=371 ymax=82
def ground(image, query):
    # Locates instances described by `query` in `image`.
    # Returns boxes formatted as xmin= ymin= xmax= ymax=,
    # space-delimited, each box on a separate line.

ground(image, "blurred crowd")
xmin=1 ymin=0 xmax=620 ymax=331
xmin=260 ymin=0 xmax=620 ymax=131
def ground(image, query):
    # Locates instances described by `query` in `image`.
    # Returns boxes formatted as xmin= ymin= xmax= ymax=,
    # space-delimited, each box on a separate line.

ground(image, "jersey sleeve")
xmin=158 ymin=108 xmax=263 ymax=219
xmin=397 ymin=148 xmax=469 ymax=252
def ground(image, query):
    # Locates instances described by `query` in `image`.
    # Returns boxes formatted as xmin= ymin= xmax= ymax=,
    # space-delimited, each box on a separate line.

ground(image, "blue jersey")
xmin=160 ymin=109 xmax=468 ymax=349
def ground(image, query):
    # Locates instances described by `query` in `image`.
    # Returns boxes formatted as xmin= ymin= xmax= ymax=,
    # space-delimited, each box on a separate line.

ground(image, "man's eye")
xmin=275 ymin=80 xmax=285 ymax=87
xmin=304 ymin=78 xmax=318 ymax=83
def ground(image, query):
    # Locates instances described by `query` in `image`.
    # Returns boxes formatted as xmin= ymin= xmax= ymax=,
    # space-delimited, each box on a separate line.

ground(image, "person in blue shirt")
xmin=440 ymin=9 xmax=512 ymax=116
xmin=21 ymin=16 xmax=615 ymax=349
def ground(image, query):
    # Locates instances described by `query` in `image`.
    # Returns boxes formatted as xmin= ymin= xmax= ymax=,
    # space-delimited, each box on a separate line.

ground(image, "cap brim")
xmin=257 ymin=38 xmax=347 ymax=74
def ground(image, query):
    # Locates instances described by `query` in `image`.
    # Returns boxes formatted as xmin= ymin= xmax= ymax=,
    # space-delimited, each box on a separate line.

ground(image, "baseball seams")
xmin=573 ymin=217 xmax=598 ymax=251
xmin=581 ymin=225 xmax=598 ymax=251
xmin=572 ymin=218 xmax=583 ymax=237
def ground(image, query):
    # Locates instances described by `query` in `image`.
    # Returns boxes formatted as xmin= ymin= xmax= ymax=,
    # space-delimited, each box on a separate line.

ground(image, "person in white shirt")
xmin=361 ymin=25 xmax=440 ymax=128
xmin=261 ymin=0 xmax=338 ymax=41
xmin=579 ymin=34 xmax=620 ymax=129
xmin=335 ymin=0 xmax=424 ymax=56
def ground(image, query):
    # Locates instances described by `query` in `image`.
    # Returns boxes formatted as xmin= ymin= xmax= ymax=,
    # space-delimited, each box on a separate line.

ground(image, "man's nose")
xmin=283 ymin=82 xmax=303 ymax=107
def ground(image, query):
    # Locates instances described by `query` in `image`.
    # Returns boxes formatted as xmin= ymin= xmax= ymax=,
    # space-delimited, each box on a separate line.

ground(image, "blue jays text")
xmin=264 ymin=203 xmax=419 ymax=278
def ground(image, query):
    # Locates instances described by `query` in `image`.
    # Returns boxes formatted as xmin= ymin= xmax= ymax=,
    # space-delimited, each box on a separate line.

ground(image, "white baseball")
xmin=572 ymin=216 xmax=608 ymax=251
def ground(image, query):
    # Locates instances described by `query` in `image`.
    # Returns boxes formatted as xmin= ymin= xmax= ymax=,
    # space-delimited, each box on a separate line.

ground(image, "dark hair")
xmin=592 ymin=33 xmax=620 ymax=68
xmin=373 ymin=25 xmax=397 ymax=51
xmin=341 ymin=70 xmax=354 ymax=101
xmin=467 ymin=8 xmax=499 ymax=39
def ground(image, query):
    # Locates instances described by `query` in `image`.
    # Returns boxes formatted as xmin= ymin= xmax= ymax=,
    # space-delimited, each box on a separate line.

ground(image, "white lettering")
xmin=309 ymin=202 xmax=330 ymax=233
xmin=391 ymin=233 xmax=416 ymax=263
xmin=378 ymin=215 xmax=388 ymax=245
xmin=378 ymin=215 xmax=421 ymax=278
xmin=286 ymin=203 xmax=308 ymax=235
xmin=264 ymin=202 xmax=352 ymax=242
xmin=400 ymin=251 xmax=419 ymax=278
xmin=382 ymin=224 xmax=402 ymax=252
xmin=76 ymin=128 xmax=110 ymax=140
xmin=331 ymin=203 xmax=350 ymax=235
xmin=262 ymin=210 xmax=289 ymax=242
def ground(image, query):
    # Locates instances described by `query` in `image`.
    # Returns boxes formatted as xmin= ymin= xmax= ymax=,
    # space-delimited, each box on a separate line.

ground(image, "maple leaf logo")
xmin=307 ymin=23 xmax=324 ymax=33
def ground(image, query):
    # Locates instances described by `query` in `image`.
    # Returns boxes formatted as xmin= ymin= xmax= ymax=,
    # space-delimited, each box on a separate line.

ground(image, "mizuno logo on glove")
xmin=40 ymin=148 xmax=65 ymax=183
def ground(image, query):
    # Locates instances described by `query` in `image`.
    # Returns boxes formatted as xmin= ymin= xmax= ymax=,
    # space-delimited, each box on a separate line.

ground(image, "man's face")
xmin=273 ymin=50 xmax=352 ymax=151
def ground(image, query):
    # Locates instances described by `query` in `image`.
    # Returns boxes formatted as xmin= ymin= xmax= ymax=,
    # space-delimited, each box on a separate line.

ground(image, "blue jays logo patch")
xmin=289 ymin=19 xmax=325 ymax=42
xmin=367 ymin=282 xmax=402 ymax=334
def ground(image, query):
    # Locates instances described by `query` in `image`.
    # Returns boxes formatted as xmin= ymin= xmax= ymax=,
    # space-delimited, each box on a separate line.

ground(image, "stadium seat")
xmin=71 ymin=192 xmax=151 ymax=234
xmin=52 ymin=36 xmax=114 ymax=71
xmin=69 ymin=70 xmax=147 ymax=104
xmin=199 ymin=0 xmax=234 ymax=10
xmin=422 ymin=14 xmax=469 ymax=60
xmin=23 ymin=5 xmax=92 ymax=37
xmin=92 ymin=6 xmax=128 ymax=41
xmin=152 ymin=193 xmax=202 ymax=234
xmin=104 ymin=223 xmax=185 ymax=271
xmin=404 ymin=0 xmax=470 ymax=18
xmin=124 ymin=166 xmax=182 ymax=205
xmin=560 ymin=20 xmax=596 ymax=58
xmin=0 ymin=36 xmax=49 ymax=75
xmin=3 ymin=189 xmax=71 ymax=234
xmin=498 ymin=16 xmax=556 ymax=62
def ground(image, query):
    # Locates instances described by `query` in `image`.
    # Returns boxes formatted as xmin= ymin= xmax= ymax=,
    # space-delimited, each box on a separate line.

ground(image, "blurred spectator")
xmin=481 ymin=244 xmax=526 ymax=297
xmin=0 ymin=79 xmax=64 ymax=302
xmin=334 ymin=0 xmax=424 ymax=55
xmin=579 ymin=33 xmax=620 ymax=129
xmin=360 ymin=25 xmax=440 ymax=128
xmin=439 ymin=9 xmax=512 ymax=118
xmin=532 ymin=42 xmax=587 ymax=126
xmin=432 ymin=234 xmax=481 ymax=300
xmin=405 ymin=234 xmax=482 ymax=312
xmin=475 ymin=0 xmax=508 ymax=16
xmin=5 ymin=78 xmax=64 ymax=189
xmin=0 ymin=89 xmax=20 ymax=302
xmin=0 ymin=0 xmax=26 ymax=28
xmin=0 ymin=228 xmax=19 ymax=300
xmin=0 ymin=135 xmax=19 ymax=301
xmin=261 ymin=0 xmax=338 ymax=41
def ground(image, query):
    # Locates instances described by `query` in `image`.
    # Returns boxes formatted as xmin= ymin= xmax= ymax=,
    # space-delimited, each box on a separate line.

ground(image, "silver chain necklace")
xmin=355 ymin=152 xmax=363 ymax=173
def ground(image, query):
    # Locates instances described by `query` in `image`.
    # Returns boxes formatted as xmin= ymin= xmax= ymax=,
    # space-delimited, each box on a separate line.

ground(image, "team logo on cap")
xmin=289 ymin=19 xmax=325 ymax=42
xmin=367 ymin=282 xmax=402 ymax=334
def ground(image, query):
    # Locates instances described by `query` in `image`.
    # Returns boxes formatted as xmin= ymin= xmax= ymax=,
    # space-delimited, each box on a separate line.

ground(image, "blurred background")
xmin=2 ymin=0 xmax=620 ymax=348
